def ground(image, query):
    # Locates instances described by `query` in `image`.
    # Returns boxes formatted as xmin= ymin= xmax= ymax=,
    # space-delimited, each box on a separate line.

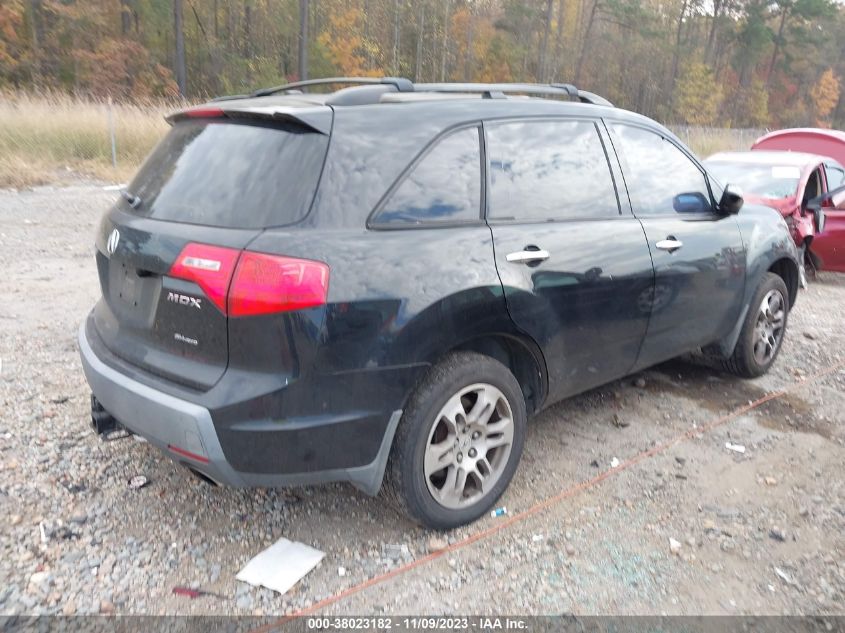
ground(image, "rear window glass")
xmin=124 ymin=120 xmax=328 ymax=228
xmin=374 ymin=127 xmax=482 ymax=225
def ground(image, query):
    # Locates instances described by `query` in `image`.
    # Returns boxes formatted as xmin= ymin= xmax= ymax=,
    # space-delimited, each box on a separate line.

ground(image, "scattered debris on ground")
xmin=1 ymin=183 xmax=843 ymax=616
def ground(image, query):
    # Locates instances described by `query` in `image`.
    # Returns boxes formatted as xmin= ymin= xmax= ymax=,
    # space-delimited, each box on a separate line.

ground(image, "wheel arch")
xmin=768 ymin=257 xmax=799 ymax=310
xmin=707 ymin=257 xmax=798 ymax=360
xmin=445 ymin=333 xmax=549 ymax=415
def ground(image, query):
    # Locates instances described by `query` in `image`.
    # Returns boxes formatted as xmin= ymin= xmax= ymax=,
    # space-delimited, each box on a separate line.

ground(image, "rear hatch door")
xmin=92 ymin=114 xmax=330 ymax=390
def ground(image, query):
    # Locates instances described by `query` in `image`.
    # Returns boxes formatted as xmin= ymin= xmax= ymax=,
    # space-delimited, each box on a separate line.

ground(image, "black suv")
xmin=80 ymin=78 xmax=800 ymax=529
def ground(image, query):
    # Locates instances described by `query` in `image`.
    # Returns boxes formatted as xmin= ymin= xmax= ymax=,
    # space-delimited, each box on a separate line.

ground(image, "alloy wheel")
xmin=753 ymin=289 xmax=786 ymax=365
xmin=423 ymin=383 xmax=514 ymax=510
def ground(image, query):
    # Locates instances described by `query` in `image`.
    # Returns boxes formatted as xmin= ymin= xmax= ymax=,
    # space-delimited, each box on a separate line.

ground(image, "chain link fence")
xmin=671 ymin=125 xmax=769 ymax=157
xmin=0 ymin=92 xmax=770 ymax=188
xmin=0 ymin=93 xmax=174 ymax=187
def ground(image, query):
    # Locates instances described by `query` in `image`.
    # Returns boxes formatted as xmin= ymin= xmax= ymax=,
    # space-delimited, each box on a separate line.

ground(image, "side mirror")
xmin=718 ymin=184 xmax=744 ymax=215
xmin=807 ymin=184 xmax=844 ymax=231
xmin=673 ymin=192 xmax=710 ymax=213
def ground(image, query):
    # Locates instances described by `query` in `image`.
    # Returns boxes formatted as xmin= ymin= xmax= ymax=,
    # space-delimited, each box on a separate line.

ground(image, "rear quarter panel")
xmin=245 ymin=224 xmax=522 ymax=415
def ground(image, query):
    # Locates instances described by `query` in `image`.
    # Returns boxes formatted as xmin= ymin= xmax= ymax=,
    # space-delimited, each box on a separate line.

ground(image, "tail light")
xmin=228 ymin=252 xmax=330 ymax=317
xmin=168 ymin=243 xmax=329 ymax=316
xmin=168 ymin=243 xmax=240 ymax=313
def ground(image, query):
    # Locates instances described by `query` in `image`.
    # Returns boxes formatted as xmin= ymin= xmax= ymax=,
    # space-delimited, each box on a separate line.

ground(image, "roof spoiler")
xmin=166 ymin=104 xmax=333 ymax=135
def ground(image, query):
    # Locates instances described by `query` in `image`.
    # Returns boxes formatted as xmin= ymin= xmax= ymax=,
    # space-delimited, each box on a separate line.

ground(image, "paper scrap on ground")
xmin=725 ymin=442 xmax=746 ymax=454
xmin=236 ymin=537 xmax=325 ymax=595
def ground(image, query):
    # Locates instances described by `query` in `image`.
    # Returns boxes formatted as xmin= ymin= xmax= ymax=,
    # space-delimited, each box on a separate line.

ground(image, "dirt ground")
xmin=0 ymin=182 xmax=843 ymax=617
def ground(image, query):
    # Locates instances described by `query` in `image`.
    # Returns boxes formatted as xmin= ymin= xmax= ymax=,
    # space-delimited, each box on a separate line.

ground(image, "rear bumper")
xmin=78 ymin=322 xmax=402 ymax=494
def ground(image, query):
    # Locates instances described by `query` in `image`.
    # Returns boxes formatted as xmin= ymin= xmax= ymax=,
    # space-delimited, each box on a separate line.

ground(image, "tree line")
xmin=1 ymin=0 xmax=844 ymax=128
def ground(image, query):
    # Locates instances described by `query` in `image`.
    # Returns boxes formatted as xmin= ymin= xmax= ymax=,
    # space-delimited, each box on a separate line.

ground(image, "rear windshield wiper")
xmin=121 ymin=190 xmax=142 ymax=209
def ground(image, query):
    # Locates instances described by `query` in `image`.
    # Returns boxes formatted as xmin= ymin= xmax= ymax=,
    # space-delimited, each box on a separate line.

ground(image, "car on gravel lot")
xmin=749 ymin=128 xmax=845 ymax=274
xmin=79 ymin=78 xmax=801 ymax=529
xmin=704 ymin=150 xmax=845 ymax=276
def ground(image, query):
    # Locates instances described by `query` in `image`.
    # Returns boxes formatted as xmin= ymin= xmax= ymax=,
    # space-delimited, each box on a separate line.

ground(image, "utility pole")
xmin=440 ymin=0 xmax=449 ymax=81
xmin=464 ymin=5 xmax=473 ymax=81
xmin=415 ymin=3 xmax=425 ymax=81
xmin=393 ymin=0 xmax=400 ymax=76
xmin=298 ymin=0 xmax=309 ymax=81
xmin=174 ymin=0 xmax=187 ymax=95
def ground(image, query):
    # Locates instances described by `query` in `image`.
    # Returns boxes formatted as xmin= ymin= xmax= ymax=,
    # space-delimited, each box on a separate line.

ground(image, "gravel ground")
xmin=0 ymin=182 xmax=843 ymax=617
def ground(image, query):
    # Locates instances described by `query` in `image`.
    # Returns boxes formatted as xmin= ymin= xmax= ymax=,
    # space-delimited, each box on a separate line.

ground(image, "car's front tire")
xmin=722 ymin=272 xmax=789 ymax=378
xmin=383 ymin=352 xmax=527 ymax=530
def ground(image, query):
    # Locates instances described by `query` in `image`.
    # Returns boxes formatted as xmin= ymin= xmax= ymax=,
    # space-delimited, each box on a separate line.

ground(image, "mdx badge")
xmin=106 ymin=229 xmax=120 ymax=255
xmin=167 ymin=292 xmax=202 ymax=309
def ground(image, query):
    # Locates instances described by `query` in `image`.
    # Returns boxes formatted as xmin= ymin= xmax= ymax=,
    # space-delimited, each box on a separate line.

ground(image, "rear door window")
xmin=124 ymin=119 xmax=329 ymax=229
xmin=486 ymin=119 xmax=620 ymax=221
xmin=374 ymin=127 xmax=482 ymax=225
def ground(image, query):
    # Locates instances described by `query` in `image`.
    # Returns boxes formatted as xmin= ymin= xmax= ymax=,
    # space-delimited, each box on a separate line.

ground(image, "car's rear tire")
xmin=382 ymin=352 xmax=527 ymax=530
xmin=721 ymin=272 xmax=789 ymax=378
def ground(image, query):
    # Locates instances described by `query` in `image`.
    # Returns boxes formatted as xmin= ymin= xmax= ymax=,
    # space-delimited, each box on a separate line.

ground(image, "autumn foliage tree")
xmin=810 ymin=68 xmax=841 ymax=127
xmin=1 ymin=0 xmax=845 ymax=128
xmin=317 ymin=8 xmax=382 ymax=77
xmin=674 ymin=63 xmax=722 ymax=125
xmin=0 ymin=0 xmax=25 ymax=75
xmin=735 ymin=79 xmax=770 ymax=128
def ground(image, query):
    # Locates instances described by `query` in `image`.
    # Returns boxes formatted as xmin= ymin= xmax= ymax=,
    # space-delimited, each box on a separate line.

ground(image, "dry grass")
xmin=673 ymin=125 xmax=768 ymax=158
xmin=0 ymin=92 xmax=176 ymax=188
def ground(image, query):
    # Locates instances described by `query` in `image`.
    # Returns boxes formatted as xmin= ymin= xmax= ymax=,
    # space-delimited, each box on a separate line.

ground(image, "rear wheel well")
xmin=768 ymin=258 xmax=799 ymax=309
xmin=450 ymin=335 xmax=546 ymax=415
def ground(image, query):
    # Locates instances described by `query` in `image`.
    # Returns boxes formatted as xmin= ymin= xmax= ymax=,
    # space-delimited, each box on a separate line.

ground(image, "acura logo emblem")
xmin=106 ymin=229 xmax=120 ymax=255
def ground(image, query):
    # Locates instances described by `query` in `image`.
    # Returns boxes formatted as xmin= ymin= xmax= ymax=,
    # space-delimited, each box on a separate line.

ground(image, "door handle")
xmin=656 ymin=238 xmax=683 ymax=253
xmin=506 ymin=249 xmax=550 ymax=263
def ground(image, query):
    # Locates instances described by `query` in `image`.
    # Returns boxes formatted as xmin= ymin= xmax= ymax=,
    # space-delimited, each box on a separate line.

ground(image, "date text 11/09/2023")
xmin=306 ymin=616 xmax=529 ymax=630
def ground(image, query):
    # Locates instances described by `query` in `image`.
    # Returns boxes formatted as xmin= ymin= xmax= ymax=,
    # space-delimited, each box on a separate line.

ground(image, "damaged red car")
xmin=751 ymin=128 xmax=845 ymax=273
xmin=704 ymin=150 xmax=845 ymax=275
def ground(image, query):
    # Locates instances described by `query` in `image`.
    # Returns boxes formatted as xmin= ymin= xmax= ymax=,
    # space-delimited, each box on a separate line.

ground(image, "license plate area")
xmin=107 ymin=260 xmax=160 ymax=326
xmin=118 ymin=264 xmax=141 ymax=307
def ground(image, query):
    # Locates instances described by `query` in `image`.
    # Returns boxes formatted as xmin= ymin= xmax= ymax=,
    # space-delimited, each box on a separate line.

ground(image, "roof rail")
xmin=413 ymin=82 xmax=612 ymax=106
xmin=575 ymin=90 xmax=613 ymax=107
xmin=250 ymin=76 xmax=414 ymax=98
xmin=211 ymin=77 xmax=613 ymax=107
